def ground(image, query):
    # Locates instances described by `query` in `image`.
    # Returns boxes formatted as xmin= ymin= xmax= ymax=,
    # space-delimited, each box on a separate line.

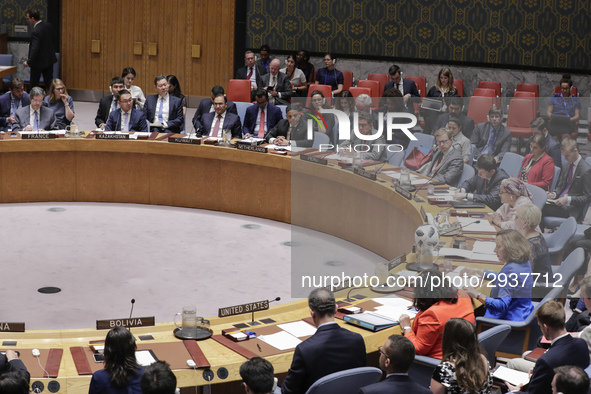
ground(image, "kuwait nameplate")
xmin=168 ymin=137 xmax=202 ymax=145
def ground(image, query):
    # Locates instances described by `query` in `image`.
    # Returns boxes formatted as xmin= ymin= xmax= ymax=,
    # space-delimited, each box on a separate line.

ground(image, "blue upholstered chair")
xmin=312 ymin=132 xmax=330 ymax=149
xmin=525 ymin=183 xmax=547 ymax=211
xmin=499 ymin=152 xmax=524 ymax=178
xmin=304 ymin=367 xmax=383 ymax=394
xmin=542 ymin=217 xmax=577 ymax=266
xmin=234 ymin=102 xmax=251 ymax=128
xmin=457 ymin=163 xmax=476 ymax=188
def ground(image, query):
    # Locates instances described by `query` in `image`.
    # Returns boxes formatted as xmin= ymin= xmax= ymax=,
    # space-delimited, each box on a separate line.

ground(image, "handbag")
xmin=404 ymin=147 xmax=433 ymax=170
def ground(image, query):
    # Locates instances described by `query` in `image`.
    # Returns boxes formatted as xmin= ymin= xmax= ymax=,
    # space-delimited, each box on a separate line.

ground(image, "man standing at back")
xmin=281 ymin=288 xmax=366 ymax=394
xmin=23 ymin=9 xmax=57 ymax=89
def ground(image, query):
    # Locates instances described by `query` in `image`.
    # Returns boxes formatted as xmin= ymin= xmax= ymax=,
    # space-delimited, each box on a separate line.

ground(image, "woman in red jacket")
xmin=519 ymin=134 xmax=555 ymax=191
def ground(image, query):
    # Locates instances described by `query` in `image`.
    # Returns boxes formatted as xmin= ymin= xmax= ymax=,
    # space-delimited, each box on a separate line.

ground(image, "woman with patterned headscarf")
xmin=491 ymin=177 xmax=538 ymax=231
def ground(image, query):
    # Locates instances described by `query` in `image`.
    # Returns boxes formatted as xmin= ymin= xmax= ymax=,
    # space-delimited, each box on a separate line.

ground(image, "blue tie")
xmin=158 ymin=97 xmax=164 ymax=123
xmin=111 ymin=100 xmax=117 ymax=113
xmin=33 ymin=111 xmax=39 ymax=131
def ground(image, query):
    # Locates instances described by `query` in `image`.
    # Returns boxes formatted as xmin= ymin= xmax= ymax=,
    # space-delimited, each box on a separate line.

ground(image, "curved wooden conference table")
xmin=0 ymin=134 xmax=495 ymax=393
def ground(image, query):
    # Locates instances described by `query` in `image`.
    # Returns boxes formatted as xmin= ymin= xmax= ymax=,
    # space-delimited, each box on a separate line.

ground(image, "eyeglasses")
xmin=213 ymin=102 xmax=225 ymax=106
xmin=55 ymin=87 xmax=65 ymax=91
xmin=358 ymin=123 xmax=370 ymax=128
xmin=31 ymin=98 xmax=43 ymax=103
xmin=436 ymin=139 xmax=449 ymax=145
xmin=378 ymin=346 xmax=389 ymax=358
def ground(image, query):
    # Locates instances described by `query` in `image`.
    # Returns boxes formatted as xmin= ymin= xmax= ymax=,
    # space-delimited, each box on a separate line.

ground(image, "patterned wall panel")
xmin=246 ymin=0 xmax=591 ymax=72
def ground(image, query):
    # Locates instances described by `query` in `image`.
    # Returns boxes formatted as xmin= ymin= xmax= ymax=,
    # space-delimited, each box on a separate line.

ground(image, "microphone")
xmin=129 ymin=299 xmax=135 ymax=319
xmin=268 ymin=297 xmax=281 ymax=303
xmin=439 ymin=220 xmax=481 ymax=237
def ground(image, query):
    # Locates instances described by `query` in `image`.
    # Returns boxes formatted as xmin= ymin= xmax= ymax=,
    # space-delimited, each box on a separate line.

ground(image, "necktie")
xmin=123 ymin=113 xmax=129 ymax=131
xmin=158 ymin=97 xmax=164 ymax=123
xmin=258 ymin=108 xmax=265 ymax=138
xmin=33 ymin=111 xmax=39 ymax=131
xmin=287 ymin=126 xmax=292 ymax=141
xmin=484 ymin=179 xmax=489 ymax=192
xmin=247 ymin=67 xmax=253 ymax=80
xmin=111 ymin=99 xmax=117 ymax=113
xmin=560 ymin=163 xmax=575 ymax=197
xmin=213 ymin=114 xmax=222 ymax=137
xmin=272 ymin=76 xmax=276 ymax=87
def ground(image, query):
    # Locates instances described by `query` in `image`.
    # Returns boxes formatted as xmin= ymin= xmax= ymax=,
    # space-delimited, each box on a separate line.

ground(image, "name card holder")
xmin=168 ymin=136 xmax=202 ymax=145
xmin=394 ymin=184 xmax=412 ymax=200
xmin=21 ymin=134 xmax=56 ymax=140
xmin=96 ymin=134 xmax=130 ymax=140
xmin=96 ymin=316 xmax=155 ymax=330
xmin=300 ymin=154 xmax=328 ymax=165
xmin=218 ymin=300 xmax=270 ymax=318
xmin=354 ymin=167 xmax=377 ymax=180
xmin=236 ymin=144 xmax=268 ymax=154
xmin=0 ymin=322 xmax=25 ymax=332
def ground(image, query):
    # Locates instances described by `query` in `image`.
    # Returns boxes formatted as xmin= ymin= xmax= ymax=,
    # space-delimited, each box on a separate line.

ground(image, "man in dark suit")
xmin=235 ymin=50 xmax=268 ymax=101
xmin=281 ymin=288 xmax=366 ymax=394
xmin=265 ymin=105 xmax=312 ymax=147
xmin=470 ymin=106 xmax=512 ymax=163
xmin=505 ymin=301 xmax=589 ymax=394
xmin=543 ymin=138 xmax=591 ymax=220
xmin=192 ymin=86 xmax=237 ymax=132
xmin=456 ymin=154 xmax=509 ymax=210
xmin=143 ymin=75 xmax=184 ymax=133
xmin=243 ymin=88 xmax=283 ymax=138
xmin=12 ymin=86 xmax=57 ymax=131
xmin=23 ymin=9 xmax=57 ymax=89
xmin=261 ymin=59 xmax=293 ymax=106
xmin=95 ymin=77 xmax=126 ymax=130
xmin=435 ymin=97 xmax=475 ymax=139
xmin=105 ymin=90 xmax=148 ymax=132
xmin=0 ymin=78 xmax=30 ymax=132
xmin=197 ymin=94 xmax=242 ymax=139
xmin=255 ymin=44 xmax=273 ymax=72
xmin=358 ymin=335 xmax=430 ymax=394
xmin=551 ymin=366 xmax=589 ymax=394
xmin=524 ymin=117 xmax=562 ymax=169
xmin=0 ymin=350 xmax=29 ymax=383
xmin=383 ymin=64 xmax=420 ymax=111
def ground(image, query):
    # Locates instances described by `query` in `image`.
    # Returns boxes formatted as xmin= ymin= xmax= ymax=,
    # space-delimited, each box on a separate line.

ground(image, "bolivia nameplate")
xmin=218 ymin=300 xmax=269 ymax=318
xmin=354 ymin=167 xmax=377 ymax=180
xmin=168 ymin=137 xmax=202 ymax=145
xmin=394 ymin=184 xmax=412 ymax=200
xmin=300 ymin=154 xmax=327 ymax=165
xmin=0 ymin=322 xmax=25 ymax=332
xmin=21 ymin=134 xmax=56 ymax=140
xmin=96 ymin=134 xmax=130 ymax=140
xmin=96 ymin=316 xmax=155 ymax=330
xmin=236 ymin=144 xmax=268 ymax=154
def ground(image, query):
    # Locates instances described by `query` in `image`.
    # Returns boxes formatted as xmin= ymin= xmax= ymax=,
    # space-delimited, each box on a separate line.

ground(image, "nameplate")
xmin=96 ymin=316 xmax=155 ymax=330
xmin=218 ymin=300 xmax=269 ymax=318
xmin=168 ymin=137 xmax=202 ymax=145
xmin=236 ymin=144 xmax=268 ymax=154
xmin=388 ymin=254 xmax=407 ymax=271
xmin=394 ymin=184 xmax=412 ymax=200
xmin=96 ymin=134 xmax=130 ymax=140
xmin=300 ymin=154 xmax=328 ymax=165
xmin=354 ymin=167 xmax=377 ymax=181
xmin=21 ymin=133 xmax=56 ymax=140
xmin=0 ymin=322 xmax=25 ymax=332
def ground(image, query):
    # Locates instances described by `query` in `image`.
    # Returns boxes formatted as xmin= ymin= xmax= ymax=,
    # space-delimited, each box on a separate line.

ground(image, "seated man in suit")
xmin=419 ymin=128 xmax=463 ymax=186
xmin=243 ymin=88 xmax=283 ymax=138
xmin=235 ymin=50 xmax=267 ymax=100
xmin=281 ymin=288 xmax=366 ymax=394
xmin=255 ymin=44 xmax=273 ymax=73
xmin=339 ymin=111 xmax=387 ymax=161
xmin=265 ymin=105 xmax=312 ymax=147
xmin=455 ymin=154 xmax=509 ymax=210
xmin=0 ymin=78 xmax=30 ymax=132
xmin=543 ymin=137 xmax=591 ymax=220
xmin=240 ymin=357 xmax=275 ymax=394
xmin=0 ymin=350 xmax=29 ymax=382
xmin=105 ymin=89 xmax=148 ymax=132
xmin=504 ymin=301 xmax=589 ymax=394
xmin=353 ymin=94 xmax=379 ymax=129
xmin=383 ymin=64 xmax=420 ymax=111
xmin=143 ymin=75 xmax=184 ymax=133
xmin=435 ymin=97 xmax=475 ymax=139
xmin=197 ymin=94 xmax=242 ymax=139
xmin=0 ymin=372 xmax=30 ymax=394
xmin=140 ymin=361 xmax=176 ymax=394
xmin=358 ymin=335 xmax=430 ymax=394
xmin=192 ymin=85 xmax=237 ymax=132
xmin=261 ymin=59 xmax=293 ymax=106
xmin=12 ymin=86 xmax=57 ymax=131
xmin=470 ymin=106 xmax=512 ymax=163
xmin=524 ymin=117 xmax=562 ymax=169
xmin=95 ymin=77 xmax=126 ymax=130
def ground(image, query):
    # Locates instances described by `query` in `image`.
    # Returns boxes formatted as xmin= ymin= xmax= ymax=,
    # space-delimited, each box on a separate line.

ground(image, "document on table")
xmin=135 ymin=350 xmax=157 ymax=366
xmin=259 ymin=331 xmax=302 ymax=350
xmin=438 ymin=247 xmax=499 ymax=262
xmin=129 ymin=132 xmax=151 ymax=139
xmin=493 ymin=366 xmax=530 ymax=386
xmin=277 ymin=321 xmax=316 ymax=338
xmin=372 ymin=305 xmax=417 ymax=321
xmin=472 ymin=241 xmax=497 ymax=255
xmin=374 ymin=296 xmax=413 ymax=309
xmin=266 ymin=144 xmax=292 ymax=151
xmin=19 ymin=130 xmax=66 ymax=135
xmin=102 ymin=131 xmax=129 ymax=135
xmin=457 ymin=217 xmax=497 ymax=233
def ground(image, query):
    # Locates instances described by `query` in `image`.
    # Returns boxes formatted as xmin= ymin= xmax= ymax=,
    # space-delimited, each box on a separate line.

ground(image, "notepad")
xmin=277 ymin=321 xmax=316 ymax=338
xmin=493 ymin=366 xmax=530 ymax=386
xmin=135 ymin=350 xmax=157 ymax=366
xmin=259 ymin=331 xmax=302 ymax=350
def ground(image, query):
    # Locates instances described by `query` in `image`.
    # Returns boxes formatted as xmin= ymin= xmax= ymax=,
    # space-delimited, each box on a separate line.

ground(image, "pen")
xmin=257 ymin=344 xmax=262 ymax=352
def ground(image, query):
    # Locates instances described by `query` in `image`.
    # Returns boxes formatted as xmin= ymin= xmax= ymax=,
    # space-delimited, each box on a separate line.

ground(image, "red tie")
xmin=484 ymin=179 xmax=488 ymax=191
xmin=247 ymin=67 xmax=253 ymax=80
xmin=213 ymin=115 xmax=222 ymax=137
xmin=258 ymin=108 xmax=265 ymax=138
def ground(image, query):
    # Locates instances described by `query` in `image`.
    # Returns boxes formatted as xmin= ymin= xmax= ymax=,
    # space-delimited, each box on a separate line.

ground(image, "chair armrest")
xmin=476 ymin=316 xmax=532 ymax=329
xmin=413 ymin=355 xmax=440 ymax=368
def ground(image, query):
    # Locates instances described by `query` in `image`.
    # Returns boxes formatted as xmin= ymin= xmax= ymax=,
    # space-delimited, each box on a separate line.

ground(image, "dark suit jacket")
xmin=461 ymin=168 xmax=509 ymax=211
xmin=105 ymin=108 xmax=148 ymax=132
xmin=0 ymin=355 xmax=30 ymax=383
xmin=95 ymin=95 xmax=117 ymax=128
xmin=235 ymin=65 xmax=267 ymax=89
xmin=192 ymin=98 xmax=237 ymax=132
xmin=12 ymin=105 xmax=57 ymax=131
xmin=524 ymin=133 xmax=562 ymax=169
xmin=384 ymin=79 xmax=421 ymax=109
xmin=551 ymin=157 xmax=591 ymax=219
xmin=281 ymin=323 xmax=366 ymax=394
xmin=242 ymin=102 xmax=283 ymax=137
xmin=143 ymin=94 xmax=184 ymax=132
xmin=525 ymin=335 xmax=589 ymax=394
xmin=265 ymin=118 xmax=312 ymax=147
xmin=0 ymin=91 xmax=31 ymax=131
xmin=435 ymin=113 xmax=475 ymax=139
xmin=89 ymin=367 xmax=144 ymax=394
xmin=358 ymin=374 xmax=431 ymax=394
xmin=198 ymin=111 xmax=242 ymax=139
xmin=470 ymin=122 xmax=512 ymax=160
xmin=27 ymin=21 xmax=57 ymax=69
xmin=421 ymin=147 xmax=464 ymax=186
xmin=261 ymin=71 xmax=294 ymax=105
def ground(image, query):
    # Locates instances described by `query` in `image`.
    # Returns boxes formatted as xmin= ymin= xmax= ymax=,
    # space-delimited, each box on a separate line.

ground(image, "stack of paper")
xmin=493 ymin=366 xmax=530 ymax=386
xmin=277 ymin=321 xmax=316 ymax=337
xmin=259 ymin=331 xmax=302 ymax=351
xmin=456 ymin=217 xmax=497 ymax=233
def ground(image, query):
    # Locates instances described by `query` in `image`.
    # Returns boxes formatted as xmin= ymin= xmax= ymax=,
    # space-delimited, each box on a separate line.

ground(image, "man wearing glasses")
xmin=105 ymin=90 xmax=148 ymax=132
xmin=419 ymin=128 xmax=463 ymax=186
xmin=359 ymin=336 xmax=430 ymax=394
xmin=0 ymin=78 xmax=30 ymax=132
xmin=338 ymin=111 xmax=387 ymax=161
xmin=197 ymin=94 xmax=242 ymax=138
xmin=12 ymin=86 xmax=57 ymax=131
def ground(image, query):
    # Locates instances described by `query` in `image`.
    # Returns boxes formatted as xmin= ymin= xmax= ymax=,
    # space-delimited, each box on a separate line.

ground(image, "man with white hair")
xmin=353 ymin=94 xmax=379 ymax=129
